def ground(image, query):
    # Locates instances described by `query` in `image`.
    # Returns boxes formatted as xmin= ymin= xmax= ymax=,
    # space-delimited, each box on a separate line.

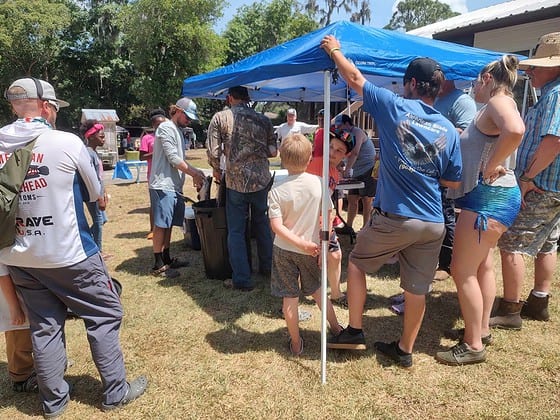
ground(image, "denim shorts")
xmin=149 ymin=189 xmax=185 ymax=228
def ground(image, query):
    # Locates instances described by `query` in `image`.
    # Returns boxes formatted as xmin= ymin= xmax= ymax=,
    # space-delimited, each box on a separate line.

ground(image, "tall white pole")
xmin=320 ymin=70 xmax=331 ymax=384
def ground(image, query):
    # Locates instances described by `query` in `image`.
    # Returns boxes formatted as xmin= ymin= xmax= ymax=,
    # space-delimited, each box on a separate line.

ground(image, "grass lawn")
xmin=1 ymin=148 xmax=559 ymax=419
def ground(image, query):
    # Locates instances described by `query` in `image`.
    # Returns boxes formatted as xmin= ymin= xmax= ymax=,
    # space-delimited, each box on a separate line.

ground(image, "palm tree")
xmin=351 ymin=1 xmax=371 ymax=25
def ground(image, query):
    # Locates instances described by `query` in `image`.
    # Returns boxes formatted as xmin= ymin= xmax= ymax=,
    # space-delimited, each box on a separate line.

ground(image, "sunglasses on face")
xmin=46 ymin=100 xmax=60 ymax=112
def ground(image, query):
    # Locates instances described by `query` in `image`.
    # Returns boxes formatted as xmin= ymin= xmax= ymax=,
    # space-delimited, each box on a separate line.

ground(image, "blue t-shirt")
xmin=433 ymin=88 xmax=477 ymax=131
xmin=363 ymin=81 xmax=462 ymax=223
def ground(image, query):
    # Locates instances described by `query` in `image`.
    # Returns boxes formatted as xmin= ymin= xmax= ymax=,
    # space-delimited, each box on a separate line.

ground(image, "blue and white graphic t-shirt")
xmin=363 ymin=81 xmax=462 ymax=223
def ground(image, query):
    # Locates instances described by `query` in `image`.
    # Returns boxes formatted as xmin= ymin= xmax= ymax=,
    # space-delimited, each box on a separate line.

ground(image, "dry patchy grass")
xmin=1 ymin=148 xmax=559 ymax=419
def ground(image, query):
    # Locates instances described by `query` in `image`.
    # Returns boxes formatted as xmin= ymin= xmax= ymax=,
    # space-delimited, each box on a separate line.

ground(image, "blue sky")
xmin=214 ymin=0 xmax=506 ymax=33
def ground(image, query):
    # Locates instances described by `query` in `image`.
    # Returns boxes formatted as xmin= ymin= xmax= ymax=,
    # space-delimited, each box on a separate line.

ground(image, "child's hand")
xmin=302 ymin=241 xmax=320 ymax=257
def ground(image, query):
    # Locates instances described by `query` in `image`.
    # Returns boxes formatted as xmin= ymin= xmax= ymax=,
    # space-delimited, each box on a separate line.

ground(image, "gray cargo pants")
xmin=9 ymin=253 xmax=127 ymax=415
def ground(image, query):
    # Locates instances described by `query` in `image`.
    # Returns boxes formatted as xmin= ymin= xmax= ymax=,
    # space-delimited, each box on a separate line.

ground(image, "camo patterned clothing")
xmin=207 ymin=103 xmax=276 ymax=193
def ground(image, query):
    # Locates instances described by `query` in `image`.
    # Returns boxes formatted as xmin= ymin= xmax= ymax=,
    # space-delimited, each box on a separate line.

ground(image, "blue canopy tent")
xmin=182 ymin=20 xmax=517 ymax=102
xmin=183 ymin=21 xmax=522 ymax=383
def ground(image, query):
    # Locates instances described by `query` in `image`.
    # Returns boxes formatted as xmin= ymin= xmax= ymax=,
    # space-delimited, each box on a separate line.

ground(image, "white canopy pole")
xmin=320 ymin=70 xmax=331 ymax=384
xmin=521 ymin=48 xmax=533 ymax=118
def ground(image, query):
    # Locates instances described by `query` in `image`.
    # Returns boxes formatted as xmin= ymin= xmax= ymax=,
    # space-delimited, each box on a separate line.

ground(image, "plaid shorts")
xmin=498 ymin=190 xmax=560 ymax=256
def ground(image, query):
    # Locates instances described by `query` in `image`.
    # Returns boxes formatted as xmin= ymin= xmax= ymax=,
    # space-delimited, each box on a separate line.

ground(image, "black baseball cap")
xmin=403 ymin=58 xmax=441 ymax=83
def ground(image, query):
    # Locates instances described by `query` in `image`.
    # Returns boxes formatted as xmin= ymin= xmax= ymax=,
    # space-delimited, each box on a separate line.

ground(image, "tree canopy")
xmin=384 ymin=0 xmax=459 ymax=31
xmin=223 ymin=0 xmax=318 ymax=64
xmin=0 ymin=0 xmax=464 ymax=128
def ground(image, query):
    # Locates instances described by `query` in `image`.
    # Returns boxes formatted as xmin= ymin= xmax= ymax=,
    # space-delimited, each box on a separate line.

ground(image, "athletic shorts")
xmin=349 ymin=208 xmax=445 ymax=295
xmin=271 ymin=245 xmax=321 ymax=298
xmin=348 ymin=166 xmax=376 ymax=197
xmin=498 ymin=190 xmax=560 ymax=256
xmin=149 ymin=189 xmax=185 ymax=228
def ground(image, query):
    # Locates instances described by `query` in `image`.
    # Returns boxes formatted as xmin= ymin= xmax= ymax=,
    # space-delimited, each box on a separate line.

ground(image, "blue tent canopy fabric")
xmin=182 ymin=21 xmax=524 ymax=102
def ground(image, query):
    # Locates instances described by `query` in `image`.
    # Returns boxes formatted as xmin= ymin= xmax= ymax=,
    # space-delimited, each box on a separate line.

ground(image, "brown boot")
xmin=489 ymin=299 xmax=523 ymax=330
xmin=521 ymin=291 xmax=550 ymax=321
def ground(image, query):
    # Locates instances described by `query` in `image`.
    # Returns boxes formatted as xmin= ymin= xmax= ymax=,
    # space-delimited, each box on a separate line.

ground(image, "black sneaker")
xmin=327 ymin=328 xmax=366 ymax=350
xmin=373 ymin=340 xmax=413 ymax=368
xmin=12 ymin=372 xmax=38 ymax=393
xmin=101 ymin=375 xmax=148 ymax=411
xmin=444 ymin=328 xmax=494 ymax=346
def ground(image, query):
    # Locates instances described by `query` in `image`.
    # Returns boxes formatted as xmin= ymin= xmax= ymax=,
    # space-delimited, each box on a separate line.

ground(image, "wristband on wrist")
xmin=519 ymin=173 xmax=534 ymax=182
xmin=329 ymin=47 xmax=341 ymax=59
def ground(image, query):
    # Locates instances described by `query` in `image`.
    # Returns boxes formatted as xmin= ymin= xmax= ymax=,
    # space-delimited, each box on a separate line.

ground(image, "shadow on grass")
xmin=360 ymin=289 xmax=462 ymax=360
xmin=128 ymin=207 xmax=150 ymax=215
xmin=205 ymin=325 xmax=373 ymax=362
xmin=114 ymin=231 xmax=460 ymax=362
xmin=0 ymin=366 xmax=107 ymax=416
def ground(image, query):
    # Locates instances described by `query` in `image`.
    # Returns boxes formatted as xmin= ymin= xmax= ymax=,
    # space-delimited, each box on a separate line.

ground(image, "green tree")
xmin=304 ymin=0 xmax=359 ymax=26
xmin=0 ymin=0 xmax=74 ymax=124
xmin=350 ymin=0 xmax=371 ymax=25
xmin=120 ymin=0 xmax=227 ymax=119
xmin=224 ymin=0 xmax=318 ymax=64
xmin=55 ymin=1 xmax=136 ymax=128
xmin=384 ymin=0 xmax=459 ymax=31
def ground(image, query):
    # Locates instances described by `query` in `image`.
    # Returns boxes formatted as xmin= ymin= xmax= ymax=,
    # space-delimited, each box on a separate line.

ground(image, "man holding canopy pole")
xmin=321 ymin=35 xmax=462 ymax=367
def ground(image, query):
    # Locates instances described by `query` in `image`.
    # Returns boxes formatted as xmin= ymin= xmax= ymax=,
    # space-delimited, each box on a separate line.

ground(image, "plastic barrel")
xmin=193 ymin=199 xmax=232 ymax=279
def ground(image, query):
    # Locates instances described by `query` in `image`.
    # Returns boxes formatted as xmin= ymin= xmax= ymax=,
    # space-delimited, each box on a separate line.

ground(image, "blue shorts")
xmin=455 ymin=180 xmax=521 ymax=229
xmin=149 ymin=189 xmax=185 ymax=228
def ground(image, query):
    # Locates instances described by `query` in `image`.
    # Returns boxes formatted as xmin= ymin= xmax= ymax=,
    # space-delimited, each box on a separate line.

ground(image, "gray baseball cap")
xmin=176 ymin=97 xmax=199 ymax=121
xmin=5 ymin=78 xmax=69 ymax=108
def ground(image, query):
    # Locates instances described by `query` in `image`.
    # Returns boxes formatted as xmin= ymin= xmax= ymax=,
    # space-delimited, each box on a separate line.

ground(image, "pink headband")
xmin=85 ymin=123 xmax=104 ymax=139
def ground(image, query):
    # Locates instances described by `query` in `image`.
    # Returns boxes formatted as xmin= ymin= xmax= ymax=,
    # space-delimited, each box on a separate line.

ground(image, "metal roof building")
xmin=408 ymin=0 xmax=560 ymax=54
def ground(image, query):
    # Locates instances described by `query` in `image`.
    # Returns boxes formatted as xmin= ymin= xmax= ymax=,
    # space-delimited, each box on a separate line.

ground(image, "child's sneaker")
xmin=390 ymin=301 xmax=405 ymax=315
xmin=332 ymin=216 xmax=344 ymax=229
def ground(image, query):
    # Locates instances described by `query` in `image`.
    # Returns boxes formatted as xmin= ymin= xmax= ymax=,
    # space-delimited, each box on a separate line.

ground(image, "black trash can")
xmin=193 ymin=199 xmax=232 ymax=280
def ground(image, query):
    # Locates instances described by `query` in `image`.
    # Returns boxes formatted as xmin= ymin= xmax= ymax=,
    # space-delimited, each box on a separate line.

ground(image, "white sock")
xmin=532 ymin=290 xmax=548 ymax=298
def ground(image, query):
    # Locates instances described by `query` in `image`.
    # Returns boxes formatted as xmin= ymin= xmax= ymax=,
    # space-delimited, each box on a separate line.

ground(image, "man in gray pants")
xmin=0 ymin=78 xmax=147 ymax=417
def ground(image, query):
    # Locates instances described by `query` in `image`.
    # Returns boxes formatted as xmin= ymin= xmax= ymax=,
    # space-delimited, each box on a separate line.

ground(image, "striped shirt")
xmin=516 ymin=77 xmax=560 ymax=192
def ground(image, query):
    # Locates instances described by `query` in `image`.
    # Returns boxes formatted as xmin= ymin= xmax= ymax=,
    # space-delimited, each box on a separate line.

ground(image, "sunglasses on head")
xmin=330 ymin=128 xmax=354 ymax=144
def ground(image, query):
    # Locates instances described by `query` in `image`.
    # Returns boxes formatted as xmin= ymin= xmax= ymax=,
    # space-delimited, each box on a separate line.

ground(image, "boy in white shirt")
xmin=268 ymin=134 xmax=343 ymax=356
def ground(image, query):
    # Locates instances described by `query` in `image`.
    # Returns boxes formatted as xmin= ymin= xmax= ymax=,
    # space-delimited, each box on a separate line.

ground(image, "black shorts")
xmin=348 ymin=167 xmax=376 ymax=197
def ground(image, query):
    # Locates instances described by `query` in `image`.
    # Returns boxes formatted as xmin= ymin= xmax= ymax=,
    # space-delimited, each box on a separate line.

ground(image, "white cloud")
xmin=443 ymin=0 xmax=468 ymax=14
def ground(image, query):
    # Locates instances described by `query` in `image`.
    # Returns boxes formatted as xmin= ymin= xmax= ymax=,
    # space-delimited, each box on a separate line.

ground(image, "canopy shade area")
xmin=182 ymin=20 xmax=523 ymax=102
xmin=182 ymin=21 xmax=525 ymax=384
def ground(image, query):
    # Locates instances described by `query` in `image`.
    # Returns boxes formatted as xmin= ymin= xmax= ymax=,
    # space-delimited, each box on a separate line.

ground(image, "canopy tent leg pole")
xmin=320 ymin=70 xmax=331 ymax=385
